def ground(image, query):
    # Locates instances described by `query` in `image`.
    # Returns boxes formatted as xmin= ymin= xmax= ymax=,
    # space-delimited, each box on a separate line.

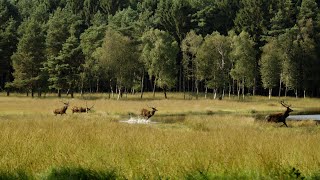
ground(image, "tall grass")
xmin=0 ymin=95 xmax=320 ymax=179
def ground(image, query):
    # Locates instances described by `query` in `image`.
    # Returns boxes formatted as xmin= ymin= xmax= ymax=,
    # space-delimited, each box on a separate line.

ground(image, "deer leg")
xmin=283 ymin=121 xmax=288 ymax=127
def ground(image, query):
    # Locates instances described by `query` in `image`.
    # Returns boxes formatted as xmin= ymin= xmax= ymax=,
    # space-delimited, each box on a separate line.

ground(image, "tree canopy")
xmin=2 ymin=0 xmax=320 ymax=98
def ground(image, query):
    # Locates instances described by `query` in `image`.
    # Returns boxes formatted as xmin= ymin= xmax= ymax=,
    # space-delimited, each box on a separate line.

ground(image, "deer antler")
xmin=60 ymin=100 xmax=69 ymax=105
xmin=147 ymin=104 xmax=156 ymax=109
xmin=280 ymin=101 xmax=291 ymax=108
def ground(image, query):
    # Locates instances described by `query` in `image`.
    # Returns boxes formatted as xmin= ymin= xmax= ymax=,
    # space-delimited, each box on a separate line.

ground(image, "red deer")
xmin=72 ymin=102 xmax=94 ymax=113
xmin=53 ymin=101 xmax=69 ymax=115
xmin=265 ymin=101 xmax=293 ymax=127
xmin=140 ymin=106 xmax=158 ymax=119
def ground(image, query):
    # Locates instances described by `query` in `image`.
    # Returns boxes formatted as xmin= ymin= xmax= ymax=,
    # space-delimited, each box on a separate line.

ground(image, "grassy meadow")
xmin=0 ymin=93 xmax=320 ymax=179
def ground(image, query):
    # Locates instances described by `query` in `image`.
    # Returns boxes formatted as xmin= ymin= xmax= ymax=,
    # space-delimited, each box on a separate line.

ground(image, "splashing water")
xmin=120 ymin=117 xmax=156 ymax=124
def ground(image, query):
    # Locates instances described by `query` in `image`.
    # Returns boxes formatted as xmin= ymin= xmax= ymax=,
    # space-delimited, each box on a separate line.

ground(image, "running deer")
xmin=265 ymin=101 xmax=293 ymax=127
xmin=141 ymin=106 xmax=158 ymax=119
xmin=72 ymin=102 xmax=95 ymax=113
xmin=53 ymin=101 xmax=69 ymax=115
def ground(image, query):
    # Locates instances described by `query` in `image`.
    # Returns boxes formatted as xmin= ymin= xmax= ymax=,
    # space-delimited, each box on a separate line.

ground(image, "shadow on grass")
xmin=42 ymin=167 xmax=120 ymax=180
xmin=0 ymin=166 xmax=317 ymax=179
xmin=0 ymin=170 xmax=30 ymax=180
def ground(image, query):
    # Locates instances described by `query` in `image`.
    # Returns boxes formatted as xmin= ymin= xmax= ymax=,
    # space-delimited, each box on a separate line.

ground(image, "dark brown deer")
xmin=53 ymin=101 xmax=69 ymax=115
xmin=141 ymin=106 xmax=158 ymax=119
xmin=72 ymin=102 xmax=94 ymax=113
xmin=265 ymin=101 xmax=293 ymax=127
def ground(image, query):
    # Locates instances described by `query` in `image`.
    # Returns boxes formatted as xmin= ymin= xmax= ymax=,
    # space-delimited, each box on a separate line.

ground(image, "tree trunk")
xmin=228 ymin=83 xmax=231 ymax=99
xmin=304 ymin=90 xmax=306 ymax=98
xmin=140 ymin=71 xmax=144 ymax=99
xmin=252 ymin=78 xmax=256 ymax=96
xmin=205 ymin=86 xmax=208 ymax=99
xmin=242 ymin=78 xmax=245 ymax=99
xmin=222 ymin=88 xmax=225 ymax=99
xmin=110 ymin=79 xmax=114 ymax=98
xmin=278 ymin=79 xmax=282 ymax=97
xmin=183 ymin=76 xmax=186 ymax=100
xmin=152 ymin=78 xmax=157 ymax=98
xmin=38 ymin=89 xmax=41 ymax=97
xmin=237 ymin=82 xmax=240 ymax=100
xmin=213 ymin=88 xmax=217 ymax=99
xmin=70 ymin=89 xmax=74 ymax=98
xmin=268 ymin=88 xmax=272 ymax=100
xmin=80 ymin=76 xmax=84 ymax=97
xmin=117 ymin=88 xmax=122 ymax=100
xmin=6 ymin=90 xmax=10 ymax=96
xmin=31 ymin=88 xmax=34 ymax=98
xmin=125 ymin=88 xmax=128 ymax=99
xmin=195 ymin=80 xmax=199 ymax=100
xmin=58 ymin=89 xmax=61 ymax=98
xmin=163 ymin=88 xmax=167 ymax=99
xmin=96 ymin=78 xmax=99 ymax=92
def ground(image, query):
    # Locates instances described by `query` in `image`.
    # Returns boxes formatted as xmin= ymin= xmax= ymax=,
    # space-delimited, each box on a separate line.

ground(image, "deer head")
xmin=280 ymin=100 xmax=293 ymax=114
xmin=85 ymin=102 xmax=95 ymax=113
xmin=54 ymin=101 xmax=69 ymax=115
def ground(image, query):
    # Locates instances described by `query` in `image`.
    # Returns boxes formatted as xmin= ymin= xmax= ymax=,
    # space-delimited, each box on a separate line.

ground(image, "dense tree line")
xmin=1 ymin=0 xmax=320 ymax=99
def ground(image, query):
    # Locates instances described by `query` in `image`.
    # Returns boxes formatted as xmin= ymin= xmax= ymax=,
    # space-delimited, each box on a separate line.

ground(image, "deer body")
xmin=265 ymin=101 xmax=293 ymax=127
xmin=72 ymin=103 xmax=94 ymax=113
xmin=72 ymin=107 xmax=90 ymax=113
xmin=141 ymin=107 xmax=158 ymax=119
xmin=54 ymin=102 xmax=69 ymax=115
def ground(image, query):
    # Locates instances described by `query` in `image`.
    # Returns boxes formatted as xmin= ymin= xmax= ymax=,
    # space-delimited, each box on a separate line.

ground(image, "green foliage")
xmin=0 ymin=0 xmax=19 ymax=89
xmin=3 ymin=0 xmax=320 ymax=97
xmin=95 ymin=29 xmax=140 ymax=91
xmin=181 ymin=30 xmax=203 ymax=93
xmin=190 ymin=0 xmax=238 ymax=35
xmin=230 ymin=31 xmax=256 ymax=88
xmin=268 ymin=0 xmax=296 ymax=36
xmin=260 ymin=38 xmax=282 ymax=90
xmin=45 ymin=7 xmax=78 ymax=58
xmin=80 ymin=24 xmax=106 ymax=91
xmin=155 ymin=0 xmax=192 ymax=42
xmin=10 ymin=18 xmax=46 ymax=93
xmin=234 ymin=0 xmax=267 ymax=42
xmin=197 ymin=32 xmax=232 ymax=91
xmin=108 ymin=7 xmax=139 ymax=37
xmin=141 ymin=29 xmax=179 ymax=90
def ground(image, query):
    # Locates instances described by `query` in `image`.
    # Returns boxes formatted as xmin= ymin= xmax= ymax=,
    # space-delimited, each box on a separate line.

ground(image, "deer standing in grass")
xmin=141 ymin=106 xmax=158 ymax=119
xmin=53 ymin=101 xmax=69 ymax=115
xmin=72 ymin=102 xmax=95 ymax=113
xmin=265 ymin=101 xmax=293 ymax=127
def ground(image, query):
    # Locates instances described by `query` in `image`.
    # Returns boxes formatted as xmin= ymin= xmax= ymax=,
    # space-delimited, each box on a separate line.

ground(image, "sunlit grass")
xmin=0 ymin=94 xmax=320 ymax=178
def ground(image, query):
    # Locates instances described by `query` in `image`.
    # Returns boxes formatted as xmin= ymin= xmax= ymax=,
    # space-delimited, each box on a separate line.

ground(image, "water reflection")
xmin=288 ymin=114 xmax=320 ymax=121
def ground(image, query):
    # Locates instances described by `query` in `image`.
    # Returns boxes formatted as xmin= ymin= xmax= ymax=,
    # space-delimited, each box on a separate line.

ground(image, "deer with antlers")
xmin=141 ymin=106 xmax=158 ymax=119
xmin=53 ymin=101 xmax=70 ymax=115
xmin=265 ymin=101 xmax=293 ymax=127
xmin=72 ymin=102 xmax=95 ymax=113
